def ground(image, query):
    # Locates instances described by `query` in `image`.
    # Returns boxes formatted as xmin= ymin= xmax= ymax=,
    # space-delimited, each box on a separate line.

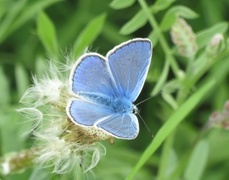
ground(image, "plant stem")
xmin=138 ymin=0 xmax=181 ymax=78
xmin=0 ymin=147 xmax=39 ymax=176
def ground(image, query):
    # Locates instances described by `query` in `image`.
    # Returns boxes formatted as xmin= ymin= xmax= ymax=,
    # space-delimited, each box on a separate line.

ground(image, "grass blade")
xmin=127 ymin=79 xmax=216 ymax=179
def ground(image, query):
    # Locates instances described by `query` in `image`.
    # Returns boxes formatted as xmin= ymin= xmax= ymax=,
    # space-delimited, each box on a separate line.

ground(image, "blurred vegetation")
xmin=0 ymin=0 xmax=229 ymax=179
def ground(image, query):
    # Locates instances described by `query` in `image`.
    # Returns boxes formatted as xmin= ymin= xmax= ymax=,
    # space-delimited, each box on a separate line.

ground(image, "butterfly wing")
xmin=70 ymin=53 xmax=115 ymax=97
xmin=96 ymin=113 xmax=139 ymax=139
xmin=67 ymin=39 xmax=152 ymax=139
xmin=67 ymin=98 xmax=112 ymax=126
xmin=67 ymin=99 xmax=139 ymax=139
xmin=107 ymin=38 xmax=152 ymax=102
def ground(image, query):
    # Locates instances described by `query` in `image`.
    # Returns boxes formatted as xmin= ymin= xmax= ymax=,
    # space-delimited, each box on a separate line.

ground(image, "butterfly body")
xmin=109 ymin=97 xmax=134 ymax=114
xmin=77 ymin=91 xmax=135 ymax=115
xmin=67 ymin=38 xmax=152 ymax=140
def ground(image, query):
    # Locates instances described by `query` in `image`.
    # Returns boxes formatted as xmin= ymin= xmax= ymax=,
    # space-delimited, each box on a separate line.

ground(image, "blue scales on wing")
xmin=68 ymin=98 xmax=138 ymax=139
xmin=70 ymin=54 xmax=116 ymax=98
xmin=108 ymin=39 xmax=152 ymax=102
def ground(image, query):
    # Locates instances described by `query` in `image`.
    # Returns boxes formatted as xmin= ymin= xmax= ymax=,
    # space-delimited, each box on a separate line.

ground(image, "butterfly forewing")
xmin=70 ymin=54 xmax=115 ymax=98
xmin=107 ymin=39 xmax=152 ymax=102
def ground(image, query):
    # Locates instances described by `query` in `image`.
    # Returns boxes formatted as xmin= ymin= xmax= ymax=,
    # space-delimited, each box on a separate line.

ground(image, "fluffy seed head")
xmin=18 ymin=60 xmax=110 ymax=175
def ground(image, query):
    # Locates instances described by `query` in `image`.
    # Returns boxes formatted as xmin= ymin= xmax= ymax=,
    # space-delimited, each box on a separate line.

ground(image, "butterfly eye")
xmin=132 ymin=106 xmax=138 ymax=114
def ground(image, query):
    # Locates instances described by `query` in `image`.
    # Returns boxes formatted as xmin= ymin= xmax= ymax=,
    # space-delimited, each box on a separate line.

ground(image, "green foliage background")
xmin=0 ymin=0 xmax=229 ymax=179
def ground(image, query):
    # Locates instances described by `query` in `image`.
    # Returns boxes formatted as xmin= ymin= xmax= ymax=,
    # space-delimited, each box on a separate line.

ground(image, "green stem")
xmin=0 ymin=147 xmax=39 ymax=176
xmin=137 ymin=1 xmax=182 ymax=178
xmin=138 ymin=0 xmax=180 ymax=78
xmin=152 ymin=56 xmax=170 ymax=96
xmin=177 ymin=48 xmax=229 ymax=104
xmin=126 ymin=79 xmax=215 ymax=179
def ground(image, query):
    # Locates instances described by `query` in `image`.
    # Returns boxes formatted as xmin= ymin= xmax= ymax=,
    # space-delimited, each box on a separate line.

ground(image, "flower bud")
xmin=171 ymin=17 xmax=198 ymax=59
xmin=206 ymin=34 xmax=224 ymax=56
xmin=205 ymin=100 xmax=229 ymax=130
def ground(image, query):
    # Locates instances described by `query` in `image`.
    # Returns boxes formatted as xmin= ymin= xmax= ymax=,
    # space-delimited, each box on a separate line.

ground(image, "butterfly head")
xmin=111 ymin=97 xmax=136 ymax=114
xmin=132 ymin=105 xmax=138 ymax=114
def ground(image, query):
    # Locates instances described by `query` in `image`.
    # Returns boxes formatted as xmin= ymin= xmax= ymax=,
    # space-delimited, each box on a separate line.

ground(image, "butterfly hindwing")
xmin=67 ymin=98 xmax=139 ymax=139
xmin=96 ymin=113 xmax=139 ymax=139
xmin=67 ymin=98 xmax=112 ymax=126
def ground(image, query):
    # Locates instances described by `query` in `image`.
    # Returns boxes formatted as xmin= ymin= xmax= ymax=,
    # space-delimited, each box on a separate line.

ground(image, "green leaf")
xmin=152 ymin=59 xmax=169 ymax=96
xmin=1 ymin=0 xmax=61 ymax=42
xmin=148 ymin=31 xmax=159 ymax=46
xmin=110 ymin=0 xmax=135 ymax=9
xmin=196 ymin=22 xmax=228 ymax=49
xmin=153 ymin=0 xmax=176 ymax=12
xmin=73 ymin=13 xmax=106 ymax=58
xmin=120 ymin=10 xmax=147 ymax=35
xmin=0 ymin=0 xmax=28 ymax=43
xmin=0 ymin=108 xmax=26 ymax=153
xmin=160 ymin=11 xmax=176 ymax=32
xmin=29 ymin=168 xmax=50 ymax=180
xmin=184 ymin=140 xmax=209 ymax=180
xmin=35 ymin=56 xmax=47 ymax=78
xmin=162 ymin=93 xmax=178 ymax=110
xmin=0 ymin=66 xmax=10 ymax=105
xmin=9 ymin=0 xmax=62 ymax=38
xmin=15 ymin=64 xmax=30 ymax=98
xmin=37 ymin=11 xmax=58 ymax=56
xmin=173 ymin=5 xmax=199 ymax=19
xmin=0 ymin=1 xmax=6 ymax=20
xmin=127 ymin=79 xmax=216 ymax=179
xmin=160 ymin=6 xmax=198 ymax=31
xmin=158 ymin=147 xmax=178 ymax=180
xmin=157 ymin=134 xmax=177 ymax=180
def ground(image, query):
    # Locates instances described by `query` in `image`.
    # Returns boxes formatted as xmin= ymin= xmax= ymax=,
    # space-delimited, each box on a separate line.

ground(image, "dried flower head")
xmin=206 ymin=34 xmax=225 ymax=56
xmin=17 ymin=59 xmax=111 ymax=175
xmin=205 ymin=100 xmax=229 ymax=130
xmin=171 ymin=17 xmax=198 ymax=59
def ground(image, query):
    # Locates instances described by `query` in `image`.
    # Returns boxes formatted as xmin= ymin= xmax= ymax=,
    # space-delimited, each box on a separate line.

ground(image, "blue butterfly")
xmin=67 ymin=38 xmax=152 ymax=140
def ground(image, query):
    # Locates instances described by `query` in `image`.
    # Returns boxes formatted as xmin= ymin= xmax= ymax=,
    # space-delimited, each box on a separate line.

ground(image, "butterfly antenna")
xmin=136 ymin=88 xmax=166 ymax=107
xmin=135 ymin=96 xmax=153 ymax=106
xmin=137 ymin=112 xmax=154 ymax=138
